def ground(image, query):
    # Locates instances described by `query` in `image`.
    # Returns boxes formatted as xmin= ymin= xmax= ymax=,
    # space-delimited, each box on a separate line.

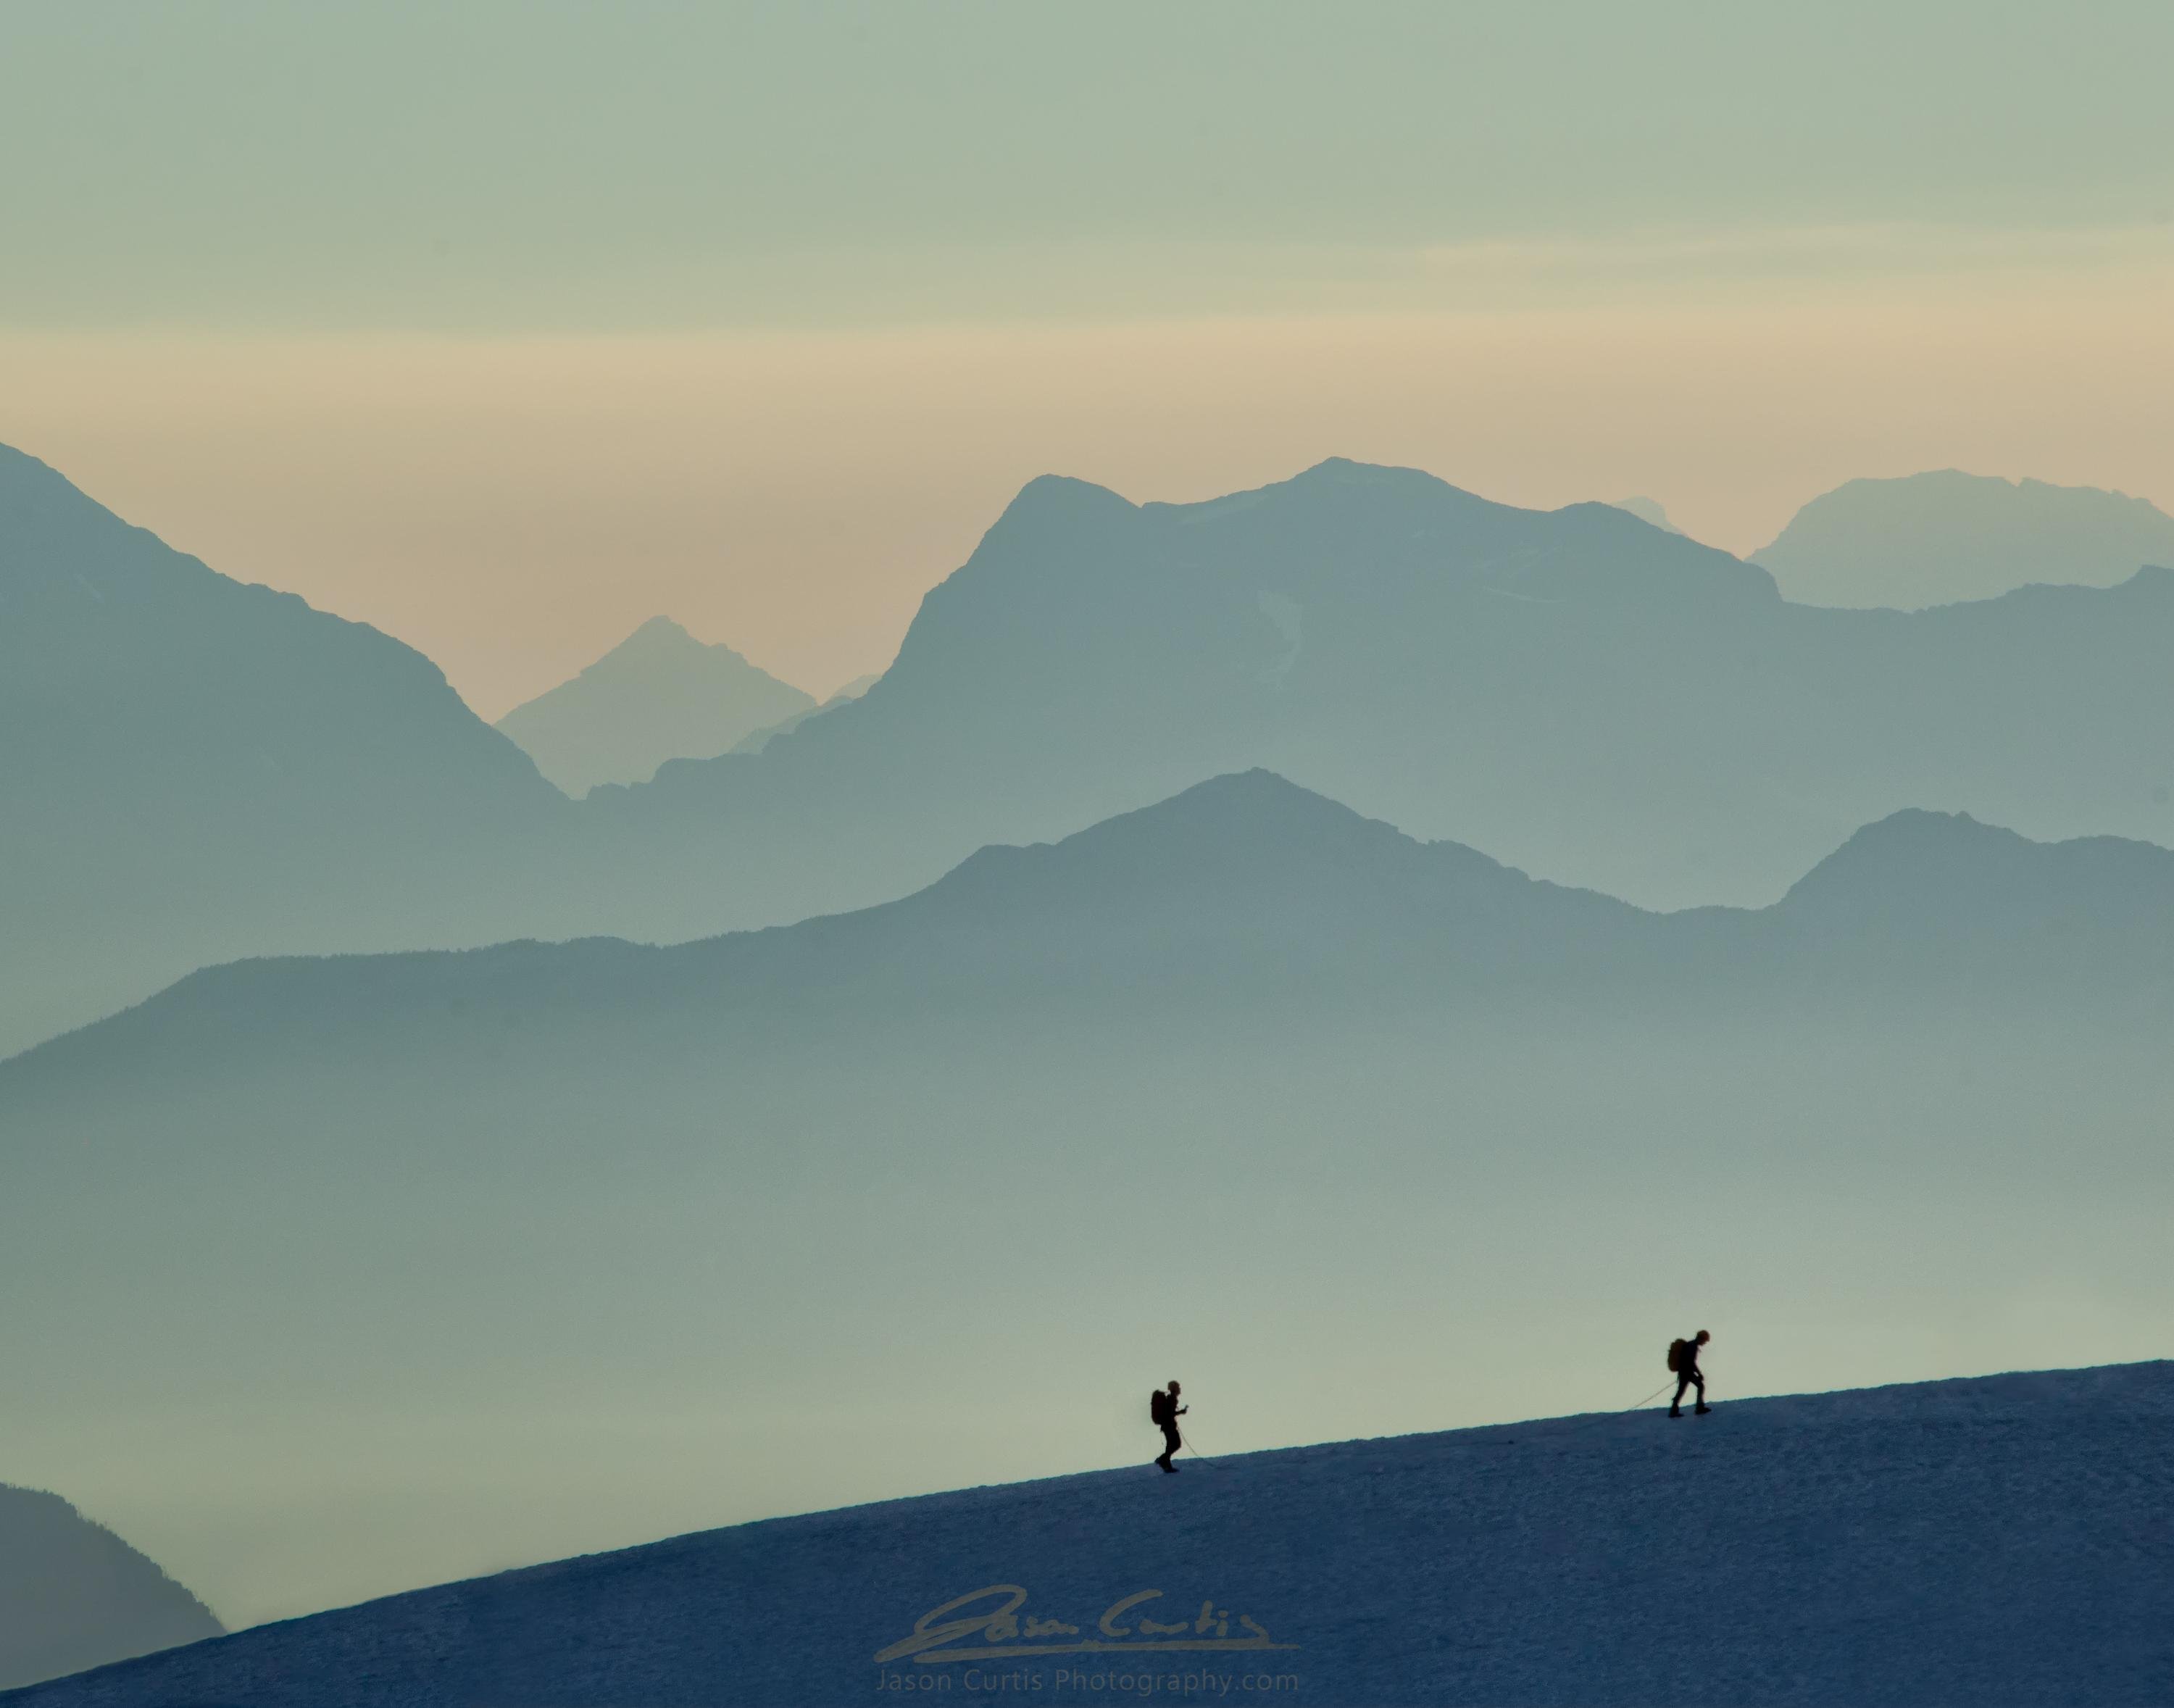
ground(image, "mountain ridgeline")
xmin=583 ymin=457 xmax=2174 ymax=940
xmin=1756 ymin=469 xmax=2174 ymax=609
xmin=0 ymin=443 xmax=571 ymax=1056
xmin=10 ymin=772 xmax=2172 ymax=1086
xmin=4 ymin=774 xmax=2170 ymax=1637
xmin=493 ymin=617 xmax=815 ymax=796
xmin=0 ymin=1486 xmax=220 ymax=1692
xmin=7 ymin=443 xmax=2174 ymax=1057
xmin=8 ymin=440 xmax=2174 ymax=1683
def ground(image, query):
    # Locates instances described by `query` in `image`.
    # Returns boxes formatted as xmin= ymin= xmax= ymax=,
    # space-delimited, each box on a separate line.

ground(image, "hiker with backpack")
xmin=1667 ymin=1331 xmax=1712 ymax=1417
xmin=1150 ymin=1380 xmax=1187 ymax=1472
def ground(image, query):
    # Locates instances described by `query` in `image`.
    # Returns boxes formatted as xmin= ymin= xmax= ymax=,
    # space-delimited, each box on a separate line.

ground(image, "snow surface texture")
xmin=11 ymin=1363 xmax=2171 ymax=1707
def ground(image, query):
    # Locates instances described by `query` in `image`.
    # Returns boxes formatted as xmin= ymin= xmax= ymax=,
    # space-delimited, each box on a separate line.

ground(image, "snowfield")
xmin=9 ymin=1362 xmax=2171 ymax=1707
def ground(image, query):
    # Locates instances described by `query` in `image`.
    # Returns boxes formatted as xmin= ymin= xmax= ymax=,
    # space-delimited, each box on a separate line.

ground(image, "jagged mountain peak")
xmin=1775 ymin=807 xmax=2174 ymax=951
xmin=567 ymin=616 xmax=771 ymax=681
xmin=495 ymin=617 xmax=814 ymax=796
xmin=1756 ymin=468 xmax=2174 ymax=608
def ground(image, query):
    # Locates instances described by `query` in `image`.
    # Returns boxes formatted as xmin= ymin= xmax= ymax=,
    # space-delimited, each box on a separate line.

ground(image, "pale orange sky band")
xmin=6 ymin=273 xmax=2170 ymax=720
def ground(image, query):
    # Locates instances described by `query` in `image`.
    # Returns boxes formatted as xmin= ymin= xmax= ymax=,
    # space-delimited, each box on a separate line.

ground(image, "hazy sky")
xmin=4 ymin=1 xmax=2172 ymax=713
xmin=7 ymin=7 xmax=2174 ymax=1628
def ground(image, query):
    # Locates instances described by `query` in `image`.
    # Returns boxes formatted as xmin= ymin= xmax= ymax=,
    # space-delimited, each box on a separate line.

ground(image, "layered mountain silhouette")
xmin=5 ymin=775 xmax=2168 ymax=1630
xmin=1605 ymin=494 xmax=1682 ymax=533
xmin=1756 ymin=469 xmax=2174 ymax=608
xmin=0 ymin=443 xmax=571 ymax=1055
xmin=578 ymin=457 xmax=2174 ymax=941
xmin=495 ymin=617 xmax=815 ymax=795
xmin=9 ymin=772 xmax=2167 ymax=1088
xmin=725 ymin=667 xmax=878 ymax=757
xmin=11 ymin=1366 xmax=2168 ymax=1707
xmin=11 ymin=445 xmax=2174 ymax=1057
xmin=0 ymin=1486 xmax=220 ymax=1691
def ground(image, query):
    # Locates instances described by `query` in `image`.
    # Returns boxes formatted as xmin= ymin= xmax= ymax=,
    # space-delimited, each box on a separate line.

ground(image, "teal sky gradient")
xmin=4 ymin=4 xmax=2171 ymax=713
xmin=6 ymin=1 xmax=2172 ymax=330
xmin=5 ymin=8 xmax=2174 ymax=1627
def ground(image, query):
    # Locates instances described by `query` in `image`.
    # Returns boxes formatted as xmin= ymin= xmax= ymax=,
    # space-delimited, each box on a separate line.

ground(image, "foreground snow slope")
xmin=12 ymin=1363 xmax=2170 ymax=1708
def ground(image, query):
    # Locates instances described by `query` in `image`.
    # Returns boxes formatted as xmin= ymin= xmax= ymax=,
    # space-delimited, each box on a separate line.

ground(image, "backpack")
xmin=1666 ymin=1338 xmax=1689 ymax=1373
xmin=1149 ymin=1388 xmax=1172 ymax=1426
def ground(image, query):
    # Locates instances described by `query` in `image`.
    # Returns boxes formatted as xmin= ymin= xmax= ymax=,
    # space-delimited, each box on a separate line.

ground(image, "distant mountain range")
xmin=9 ymin=434 xmax=2173 ymax=1646
xmin=495 ymin=617 xmax=815 ymax=796
xmin=4 ymin=772 xmax=2168 ymax=1628
xmin=574 ymin=456 xmax=2174 ymax=941
xmin=1756 ymin=470 xmax=2174 ymax=608
xmin=0 ymin=443 xmax=570 ymax=1055
xmin=726 ymin=668 xmax=879 ymax=757
xmin=11 ymin=1363 xmax=2167 ymax=1707
xmin=1606 ymin=495 xmax=1681 ymax=533
xmin=9 ymin=443 xmax=2174 ymax=1057
xmin=12 ymin=771 xmax=2167 ymax=1089
xmin=0 ymin=1485 xmax=220 ymax=1691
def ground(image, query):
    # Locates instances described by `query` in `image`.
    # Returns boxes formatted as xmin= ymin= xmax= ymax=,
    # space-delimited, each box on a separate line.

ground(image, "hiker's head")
xmin=1168 ymin=1380 xmax=1181 ymax=1395
xmin=1695 ymin=1330 xmax=1711 ymax=1345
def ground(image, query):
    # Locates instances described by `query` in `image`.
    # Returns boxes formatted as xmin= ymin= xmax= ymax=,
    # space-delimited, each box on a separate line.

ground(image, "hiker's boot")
xmin=1694 ymin=1404 xmax=1711 ymax=1415
xmin=1668 ymin=1408 xmax=1683 ymax=1418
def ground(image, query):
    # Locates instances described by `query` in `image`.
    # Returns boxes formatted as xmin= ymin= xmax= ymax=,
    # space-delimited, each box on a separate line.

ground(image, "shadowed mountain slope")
xmin=4 ymin=775 xmax=2170 ymax=1629
xmin=0 ymin=1486 xmax=221 ymax=1692
xmin=11 ymin=772 xmax=2165 ymax=1087
xmin=10 ymin=1364 xmax=2170 ymax=1707
xmin=0 ymin=443 xmax=570 ymax=1054
xmin=726 ymin=668 xmax=879 ymax=756
xmin=1756 ymin=469 xmax=2174 ymax=608
xmin=580 ymin=457 xmax=2174 ymax=944
xmin=495 ymin=617 xmax=814 ymax=795
xmin=1767 ymin=804 xmax=2174 ymax=964
xmin=12 ymin=449 xmax=2174 ymax=1043
xmin=0 ymin=772 xmax=1662 ymax=1087
xmin=1606 ymin=493 xmax=1683 ymax=533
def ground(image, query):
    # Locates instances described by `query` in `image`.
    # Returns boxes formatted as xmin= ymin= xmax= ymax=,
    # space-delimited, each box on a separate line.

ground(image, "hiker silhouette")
xmin=1668 ymin=1330 xmax=1712 ymax=1417
xmin=1149 ymin=1380 xmax=1187 ymax=1472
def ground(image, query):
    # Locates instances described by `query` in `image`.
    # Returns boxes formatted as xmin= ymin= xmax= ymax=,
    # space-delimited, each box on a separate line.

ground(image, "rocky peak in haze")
xmin=495 ymin=616 xmax=815 ymax=795
xmin=1754 ymin=470 xmax=2174 ymax=608
xmin=1607 ymin=495 xmax=1682 ymax=533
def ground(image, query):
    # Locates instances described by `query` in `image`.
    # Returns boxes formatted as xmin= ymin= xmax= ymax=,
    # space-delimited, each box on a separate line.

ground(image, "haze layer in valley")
xmin=9 ymin=444 xmax=2174 ymax=1057
xmin=5 ymin=774 xmax=2168 ymax=1623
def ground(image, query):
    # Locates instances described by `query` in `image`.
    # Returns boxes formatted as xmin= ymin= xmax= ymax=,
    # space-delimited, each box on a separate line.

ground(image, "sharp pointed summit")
xmin=494 ymin=617 xmax=815 ymax=795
